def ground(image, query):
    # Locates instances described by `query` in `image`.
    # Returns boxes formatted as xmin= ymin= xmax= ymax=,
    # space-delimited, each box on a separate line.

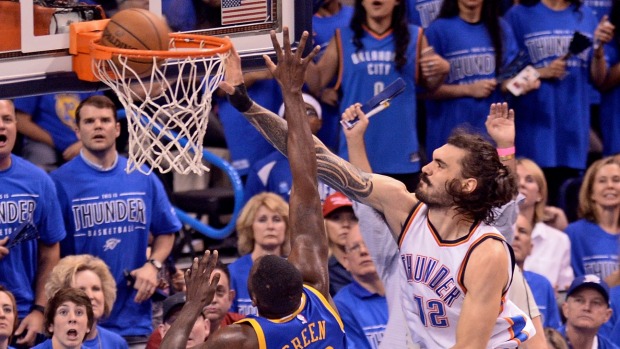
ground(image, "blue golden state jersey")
xmin=236 ymin=285 xmax=346 ymax=349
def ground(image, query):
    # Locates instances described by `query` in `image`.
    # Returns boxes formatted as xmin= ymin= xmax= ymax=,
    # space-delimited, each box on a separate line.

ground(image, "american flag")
xmin=221 ymin=0 xmax=268 ymax=25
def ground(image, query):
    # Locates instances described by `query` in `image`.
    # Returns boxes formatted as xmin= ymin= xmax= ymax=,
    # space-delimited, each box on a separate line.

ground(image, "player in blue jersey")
xmin=424 ymin=0 xmax=540 ymax=160
xmin=161 ymin=28 xmax=346 ymax=349
xmin=565 ymin=157 xmax=620 ymax=281
xmin=307 ymin=0 xmax=449 ymax=192
xmin=49 ymin=96 xmax=181 ymax=345
xmin=0 ymin=99 xmax=65 ymax=347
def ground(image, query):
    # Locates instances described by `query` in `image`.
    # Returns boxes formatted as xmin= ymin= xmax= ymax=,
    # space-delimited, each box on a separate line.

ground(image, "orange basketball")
xmin=100 ymin=8 xmax=170 ymax=77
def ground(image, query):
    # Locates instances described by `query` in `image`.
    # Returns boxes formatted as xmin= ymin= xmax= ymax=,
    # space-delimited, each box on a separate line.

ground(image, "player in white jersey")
xmin=399 ymin=204 xmax=533 ymax=348
xmin=222 ymin=26 xmax=535 ymax=347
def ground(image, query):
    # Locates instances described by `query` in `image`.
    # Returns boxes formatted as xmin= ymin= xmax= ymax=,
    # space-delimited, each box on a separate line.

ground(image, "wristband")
xmin=499 ymin=153 xmax=515 ymax=161
xmin=30 ymin=304 xmax=45 ymax=314
xmin=497 ymin=146 xmax=515 ymax=157
xmin=227 ymin=83 xmax=253 ymax=113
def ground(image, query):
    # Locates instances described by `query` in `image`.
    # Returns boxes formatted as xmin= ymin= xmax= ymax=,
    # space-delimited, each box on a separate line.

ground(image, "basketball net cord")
xmin=92 ymin=41 xmax=229 ymax=175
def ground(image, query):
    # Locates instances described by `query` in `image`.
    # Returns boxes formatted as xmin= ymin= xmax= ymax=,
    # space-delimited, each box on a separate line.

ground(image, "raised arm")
xmin=219 ymin=32 xmax=417 ymax=240
xmin=262 ymin=28 xmax=332 ymax=295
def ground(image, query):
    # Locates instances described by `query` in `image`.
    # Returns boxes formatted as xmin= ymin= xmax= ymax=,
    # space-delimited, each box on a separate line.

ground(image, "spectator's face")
xmin=48 ymin=301 xmax=90 ymax=348
xmin=304 ymin=103 xmax=322 ymax=135
xmin=0 ymin=100 xmax=17 ymax=166
xmin=159 ymin=309 xmax=210 ymax=348
xmin=252 ymin=205 xmax=287 ymax=251
xmin=458 ymin=0 xmax=484 ymax=12
xmin=204 ymin=269 xmax=234 ymax=325
xmin=76 ymin=105 xmax=120 ymax=154
xmin=361 ymin=0 xmax=398 ymax=20
xmin=344 ymin=227 xmax=377 ymax=277
xmin=0 ymin=291 xmax=16 ymax=341
xmin=590 ymin=163 xmax=620 ymax=209
xmin=516 ymin=164 xmax=542 ymax=210
xmin=562 ymin=288 xmax=612 ymax=331
xmin=72 ymin=270 xmax=105 ymax=321
xmin=417 ymin=144 xmax=470 ymax=207
xmin=511 ymin=215 xmax=533 ymax=265
xmin=325 ymin=208 xmax=358 ymax=248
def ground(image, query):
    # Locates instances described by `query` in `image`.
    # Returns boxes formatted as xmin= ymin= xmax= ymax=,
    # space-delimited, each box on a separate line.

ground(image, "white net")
xmin=92 ymin=38 xmax=229 ymax=175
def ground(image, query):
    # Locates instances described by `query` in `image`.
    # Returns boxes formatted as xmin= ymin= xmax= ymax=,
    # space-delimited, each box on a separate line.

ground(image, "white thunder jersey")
xmin=398 ymin=203 xmax=535 ymax=348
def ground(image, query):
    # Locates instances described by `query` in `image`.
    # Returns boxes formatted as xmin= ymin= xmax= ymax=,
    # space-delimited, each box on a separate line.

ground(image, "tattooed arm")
xmin=219 ymin=33 xmax=417 ymax=240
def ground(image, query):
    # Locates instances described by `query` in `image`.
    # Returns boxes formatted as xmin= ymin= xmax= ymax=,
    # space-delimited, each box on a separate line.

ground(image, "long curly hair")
xmin=438 ymin=0 xmax=503 ymax=74
xmin=350 ymin=0 xmax=410 ymax=71
xmin=446 ymin=130 xmax=517 ymax=224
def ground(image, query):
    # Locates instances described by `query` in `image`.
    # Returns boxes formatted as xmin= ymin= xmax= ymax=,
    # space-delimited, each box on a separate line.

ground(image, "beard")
xmin=415 ymin=173 xmax=452 ymax=207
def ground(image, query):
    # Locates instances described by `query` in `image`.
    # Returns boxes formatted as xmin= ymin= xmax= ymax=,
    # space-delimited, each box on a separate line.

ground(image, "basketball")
xmin=100 ymin=8 xmax=170 ymax=77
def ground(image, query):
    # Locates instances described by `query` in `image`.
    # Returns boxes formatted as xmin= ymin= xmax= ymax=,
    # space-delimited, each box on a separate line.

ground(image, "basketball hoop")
xmin=74 ymin=24 xmax=231 ymax=175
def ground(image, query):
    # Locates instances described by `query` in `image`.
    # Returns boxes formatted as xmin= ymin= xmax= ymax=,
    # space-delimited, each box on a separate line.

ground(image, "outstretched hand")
xmin=219 ymin=39 xmax=244 ymax=95
xmin=485 ymin=102 xmax=515 ymax=148
xmin=185 ymin=250 xmax=220 ymax=308
xmin=264 ymin=27 xmax=320 ymax=93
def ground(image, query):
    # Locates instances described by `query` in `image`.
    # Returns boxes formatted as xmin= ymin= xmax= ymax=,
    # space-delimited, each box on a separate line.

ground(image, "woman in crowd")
xmin=33 ymin=288 xmax=94 ymax=349
xmin=45 ymin=255 xmax=127 ymax=349
xmin=308 ymin=0 xmax=448 ymax=191
xmin=0 ymin=286 xmax=17 ymax=349
xmin=504 ymin=0 xmax=606 ymax=205
xmin=517 ymin=158 xmax=574 ymax=291
xmin=229 ymin=193 xmax=290 ymax=315
xmin=565 ymin=157 xmax=620 ymax=281
xmin=593 ymin=1 xmax=620 ymax=156
xmin=423 ymin=0 xmax=537 ymax=158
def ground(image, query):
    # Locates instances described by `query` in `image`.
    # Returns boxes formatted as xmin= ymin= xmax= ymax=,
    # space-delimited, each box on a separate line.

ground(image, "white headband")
xmin=278 ymin=93 xmax=322 ymax=120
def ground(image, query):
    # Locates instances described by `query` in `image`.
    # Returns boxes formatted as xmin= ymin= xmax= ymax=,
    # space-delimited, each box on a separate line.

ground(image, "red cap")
xmin=322 ymin=192 xmax=353 ymax=217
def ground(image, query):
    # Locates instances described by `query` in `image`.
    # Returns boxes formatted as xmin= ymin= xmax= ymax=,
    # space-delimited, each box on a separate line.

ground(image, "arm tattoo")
xmin=240 ymin=102 xmax=374 ymax=201
xmin=316 ymin=145 xmax=373 ymax=201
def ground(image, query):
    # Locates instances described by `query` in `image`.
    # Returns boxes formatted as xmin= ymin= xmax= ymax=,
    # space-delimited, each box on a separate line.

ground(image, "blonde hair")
xmin=578 ymin=157 xmax=620 ymax=223
xmin=45 ymin=255 xmax=117 ymax=319
xmin=236 ymin=193 xmax=291 ymax=256
xmin=517 ymin=158 xmax=548 ymax=223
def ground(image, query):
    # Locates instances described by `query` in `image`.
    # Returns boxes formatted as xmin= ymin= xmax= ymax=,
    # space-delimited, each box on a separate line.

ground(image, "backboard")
xmin=0 ymin=0 xmax=312 ymax=98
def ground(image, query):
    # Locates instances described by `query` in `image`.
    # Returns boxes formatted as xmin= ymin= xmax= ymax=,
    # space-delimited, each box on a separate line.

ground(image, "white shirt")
xmin=524 ymin=222 xmax=574 ymax=291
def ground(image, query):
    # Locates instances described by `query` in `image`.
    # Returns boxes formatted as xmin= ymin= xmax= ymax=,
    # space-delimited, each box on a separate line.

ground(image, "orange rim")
xmin=90 ymin=33 xmax=232 ymax=60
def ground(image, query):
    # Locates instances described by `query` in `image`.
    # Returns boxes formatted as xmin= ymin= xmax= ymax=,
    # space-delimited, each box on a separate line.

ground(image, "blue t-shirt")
xmin=244 ymin=151 xmax=335 ymax=205
xmin=237 ymin=285 xmax=346 ymax=349
xmin=0 ymin=155 xmax=65 ymax=318
xmin=312 ymin=5 xmax=354 ymax=151
xmin=424 ymin=16 xmax=518 ymax=158
xmin=406 ymin=0 xmax=443 ymax=28
xmin=228 ymin=254 xmax=256 ymax=316
xmin=565 ymin=219 xmax=619 ymax=280
xmin=523 ymin=271 xmax=562 ymax=329
xmin=13 ymin=92 xmax=100 ymax=152
xmin=599 ymin=41 xmax=620 ymax=156
xmin=600 ymin=285 xmax=620 ymax=340
xmin=216 ymin=79 xmax=282 ymax=176
xmin=83 ymin=326 xmax=129 ymax=349
xmin=583 ymin=0 xmax=612 ymax=21
xmin=31 ymin=339 xmax=53 ymax=349
xmin=334 ymin=281 xmax=388 ymax=349
xmin=50 ymin=155 xmax=181 ymax=336
xmin=557 ymin=325 xmax=620 ymax=349
xmin=337 ymin=25 xmax=421 ymax=174
xmin=504 ymin=3 xmax=599 ymax=170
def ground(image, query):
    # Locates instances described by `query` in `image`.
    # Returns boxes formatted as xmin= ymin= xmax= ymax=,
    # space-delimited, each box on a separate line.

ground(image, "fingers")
xmin=296 ymin=30 xmax=309 ymax=61
xmin=15 ymin=321 xmax=34 ymax=345
xmin=269 ymin=30 xmax=283 ymax=62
